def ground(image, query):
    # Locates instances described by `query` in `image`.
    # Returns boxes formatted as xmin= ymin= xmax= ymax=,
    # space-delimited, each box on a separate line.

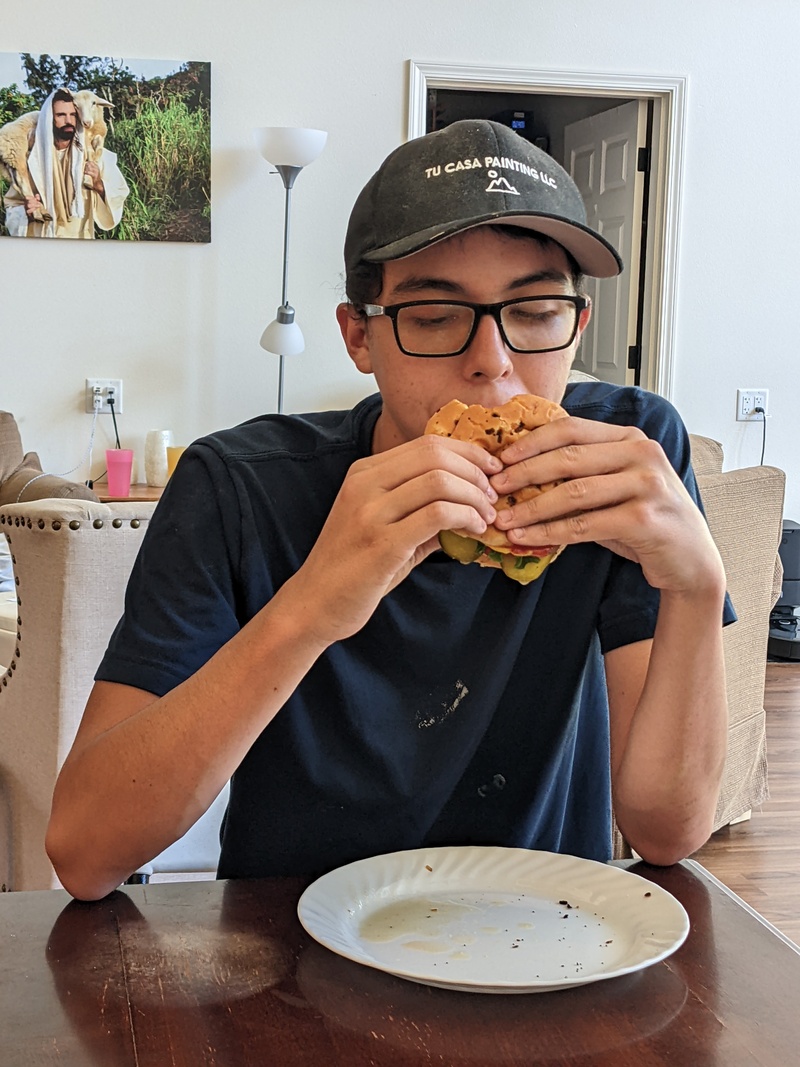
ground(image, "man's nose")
xmin=460 ymin=311 xmax=513 ymax=380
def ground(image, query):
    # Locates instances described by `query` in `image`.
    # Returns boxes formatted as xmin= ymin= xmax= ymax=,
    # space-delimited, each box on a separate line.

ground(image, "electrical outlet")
xmin=736 ymin=388 xmax=768 ymax=421
xmin=85 ymin=378 xmax=123 ymax=414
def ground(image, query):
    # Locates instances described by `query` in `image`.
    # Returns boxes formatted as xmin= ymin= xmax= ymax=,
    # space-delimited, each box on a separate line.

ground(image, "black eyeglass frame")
xmin=361 ymin=295 xmax=589 ymax=358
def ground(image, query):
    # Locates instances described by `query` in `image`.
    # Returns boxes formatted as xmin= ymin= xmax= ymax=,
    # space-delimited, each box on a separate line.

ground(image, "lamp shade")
xmin=253 ymin=127 xmax=327 ymax=168
xmin=260 ymin=316 xmax=305 ymax=356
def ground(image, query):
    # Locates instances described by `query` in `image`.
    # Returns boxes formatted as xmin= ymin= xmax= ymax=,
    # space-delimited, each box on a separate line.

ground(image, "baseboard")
xmin=148 ymin=871 xmax=216 ymax=883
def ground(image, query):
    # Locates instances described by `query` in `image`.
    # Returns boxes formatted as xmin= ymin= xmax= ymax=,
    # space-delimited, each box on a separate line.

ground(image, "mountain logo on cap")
xmin=485 ymin=170 xmax=519 ymax=195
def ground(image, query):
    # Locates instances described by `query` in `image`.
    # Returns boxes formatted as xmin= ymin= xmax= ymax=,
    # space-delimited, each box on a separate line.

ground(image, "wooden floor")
xmin=692 ymin=661 xmax=800 ymax=943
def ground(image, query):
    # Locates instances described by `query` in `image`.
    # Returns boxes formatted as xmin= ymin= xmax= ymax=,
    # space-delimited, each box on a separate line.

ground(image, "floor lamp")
xmin=254 ymin=127 xmax=327 ymax=413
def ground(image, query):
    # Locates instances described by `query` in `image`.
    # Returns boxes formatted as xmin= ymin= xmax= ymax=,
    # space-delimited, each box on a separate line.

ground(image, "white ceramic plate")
xmin=297 ymin=846 xmax=689 ymax=993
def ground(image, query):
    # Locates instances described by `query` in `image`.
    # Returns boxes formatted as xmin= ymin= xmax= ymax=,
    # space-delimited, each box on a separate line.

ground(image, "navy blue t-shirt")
xmin=97 ymin=382 xmax=734 ymax=878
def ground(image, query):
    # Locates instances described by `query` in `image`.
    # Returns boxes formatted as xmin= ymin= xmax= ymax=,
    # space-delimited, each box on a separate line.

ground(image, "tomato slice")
xmin=507 ymin=544 xmax=558 ymax=557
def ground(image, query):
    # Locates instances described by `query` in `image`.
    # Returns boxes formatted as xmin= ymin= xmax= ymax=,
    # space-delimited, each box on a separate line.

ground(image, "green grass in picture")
xmin=106 ymin=97 xmax=210 ymax=242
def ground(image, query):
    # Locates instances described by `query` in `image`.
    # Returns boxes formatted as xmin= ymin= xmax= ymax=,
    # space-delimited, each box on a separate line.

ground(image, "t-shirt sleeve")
xmin=95 ymin=442 xmax=244 ymax=696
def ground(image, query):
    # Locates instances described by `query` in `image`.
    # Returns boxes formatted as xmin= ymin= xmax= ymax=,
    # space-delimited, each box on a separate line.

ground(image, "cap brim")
xmin=363 ymin=212 xmax=623 ymax=278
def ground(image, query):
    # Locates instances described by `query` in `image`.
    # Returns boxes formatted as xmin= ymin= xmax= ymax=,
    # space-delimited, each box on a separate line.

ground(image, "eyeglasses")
xmin=362 ymin=295 xmax=588 ymax=358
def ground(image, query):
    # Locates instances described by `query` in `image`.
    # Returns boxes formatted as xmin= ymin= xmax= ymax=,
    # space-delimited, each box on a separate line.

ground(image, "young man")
xmin=3 ymin=88 xmax=129 ymax=238
xmin=47 ymin=120 xmax=731 ymax=901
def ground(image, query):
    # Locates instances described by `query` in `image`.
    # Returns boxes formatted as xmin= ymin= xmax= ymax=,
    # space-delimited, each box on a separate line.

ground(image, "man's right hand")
xmin=24 ymin=194 xmax=43 ymax=218
xmin=281 ymin=436 xmax=502 ymax=648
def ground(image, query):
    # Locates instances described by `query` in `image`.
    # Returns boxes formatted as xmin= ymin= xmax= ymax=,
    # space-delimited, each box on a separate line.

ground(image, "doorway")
xmin=407 ymin=63 xmax=688 ymax=401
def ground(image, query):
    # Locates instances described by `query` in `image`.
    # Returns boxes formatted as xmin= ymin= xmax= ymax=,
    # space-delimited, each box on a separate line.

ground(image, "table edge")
xmin=680 ymin=858 xmax=800 ymax=954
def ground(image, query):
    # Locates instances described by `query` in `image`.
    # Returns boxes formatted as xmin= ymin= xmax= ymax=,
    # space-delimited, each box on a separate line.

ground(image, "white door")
xmin=564 ymin=100 xmax=647 ymax=386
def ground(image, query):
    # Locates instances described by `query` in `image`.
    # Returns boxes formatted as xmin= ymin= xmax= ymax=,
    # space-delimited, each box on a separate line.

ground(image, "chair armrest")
xmin=0 ymin=469 xmax=100 ymax=506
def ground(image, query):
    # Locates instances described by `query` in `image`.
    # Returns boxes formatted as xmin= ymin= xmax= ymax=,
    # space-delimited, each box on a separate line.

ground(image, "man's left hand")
xmin=490 ymin=415 xmax=725 ymax=598
xmin=83 ymin=161 xmax=105 ymax=197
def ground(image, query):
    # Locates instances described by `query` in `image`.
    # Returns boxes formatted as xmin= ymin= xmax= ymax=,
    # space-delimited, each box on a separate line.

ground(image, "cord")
xmin=87 ymin=411 xmax=96 ymax=486
xmin=108 ymin=396 xmax=121 ymax=448
xmin=15 ymin=407 xmax=100 ymax=502
xmin=753 ymin=407 xmax=767 ymax=464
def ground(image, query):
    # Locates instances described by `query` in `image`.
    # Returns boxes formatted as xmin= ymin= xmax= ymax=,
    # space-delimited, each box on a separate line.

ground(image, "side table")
xmin=93 ymin=481 xmax=164 ymax=503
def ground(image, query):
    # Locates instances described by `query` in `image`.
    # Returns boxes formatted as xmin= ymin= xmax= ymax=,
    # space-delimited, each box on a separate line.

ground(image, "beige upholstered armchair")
xmin=1 ymin=409 xmax=228 ymax=892
xmin=0 ymin=498 xmax=156 ymax=890
xmin=0 ymin=496 xmax=228 ymax=891
xmin=689 ymin=434 xmax=785 ymax=830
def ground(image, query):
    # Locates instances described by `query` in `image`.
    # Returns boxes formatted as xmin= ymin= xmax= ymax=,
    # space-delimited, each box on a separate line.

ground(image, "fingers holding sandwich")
xmin=492 ymin=416 xmax=724 ymax=596
xmin=286 ymin=434 xmax=505 ymax=646
xmin=491 ymin=417 xmax=649 ymax=541
xmin=351 ymin=436 xmax=502 ymax=540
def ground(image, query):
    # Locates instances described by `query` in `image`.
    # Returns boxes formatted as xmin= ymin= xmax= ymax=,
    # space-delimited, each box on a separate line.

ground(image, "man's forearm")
xmin=610 ymin=582 xmax=729 ymax=865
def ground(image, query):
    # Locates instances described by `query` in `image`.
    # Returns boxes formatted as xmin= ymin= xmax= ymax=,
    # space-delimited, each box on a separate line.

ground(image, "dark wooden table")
xmin=1 ymin=860 xmax=797 ymax=1066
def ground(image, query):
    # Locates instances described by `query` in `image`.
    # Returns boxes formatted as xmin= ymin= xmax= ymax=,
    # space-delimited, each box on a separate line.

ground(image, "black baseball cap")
xmin=344 ymin=119 xmax=623 ymax=278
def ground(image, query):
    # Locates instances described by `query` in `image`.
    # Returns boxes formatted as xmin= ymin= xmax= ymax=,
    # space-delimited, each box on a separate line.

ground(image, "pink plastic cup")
xmin=105 ymin=448 xmax=134 ymax=497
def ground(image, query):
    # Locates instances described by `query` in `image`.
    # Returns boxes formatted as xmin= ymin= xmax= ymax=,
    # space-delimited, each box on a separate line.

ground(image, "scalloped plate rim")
xmin=297 ymin=846 xmax=690 ymax=994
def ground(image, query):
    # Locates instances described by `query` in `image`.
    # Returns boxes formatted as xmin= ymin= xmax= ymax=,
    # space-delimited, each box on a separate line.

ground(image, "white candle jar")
xmin=144 ymin=429 xmax=174 ymax=487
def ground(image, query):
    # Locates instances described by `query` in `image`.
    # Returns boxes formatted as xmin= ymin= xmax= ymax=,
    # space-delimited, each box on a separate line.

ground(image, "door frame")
xmin=407 ymin=61 xmax=688 ymax=401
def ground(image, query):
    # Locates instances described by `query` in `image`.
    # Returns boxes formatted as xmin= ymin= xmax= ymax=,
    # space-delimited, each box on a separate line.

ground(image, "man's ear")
xmin=336 ymin=303 xmax=373 ymax=374
xmin=576 ymin=296 xmax=592 ymax=341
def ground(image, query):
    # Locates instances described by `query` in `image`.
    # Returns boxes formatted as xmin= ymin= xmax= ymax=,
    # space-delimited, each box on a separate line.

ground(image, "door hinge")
xmin=627 ymin=345 xmax=641 ymax=372
xmin=637 ymin=147 xmax=651 ymax=174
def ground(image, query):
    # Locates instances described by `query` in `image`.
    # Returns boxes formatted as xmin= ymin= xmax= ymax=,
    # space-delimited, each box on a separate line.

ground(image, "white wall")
xmin=2 ymin=0 xmax=799 ymax=519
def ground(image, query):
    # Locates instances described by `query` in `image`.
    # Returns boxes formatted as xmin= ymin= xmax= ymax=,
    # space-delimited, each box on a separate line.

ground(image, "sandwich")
xmin=424 ymin=393 xmax=568 ymax=585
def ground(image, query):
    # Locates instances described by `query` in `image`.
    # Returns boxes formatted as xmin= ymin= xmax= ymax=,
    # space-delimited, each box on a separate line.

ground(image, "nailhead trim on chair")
xmin=0 ymin=515 xmax=144 ymax=531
